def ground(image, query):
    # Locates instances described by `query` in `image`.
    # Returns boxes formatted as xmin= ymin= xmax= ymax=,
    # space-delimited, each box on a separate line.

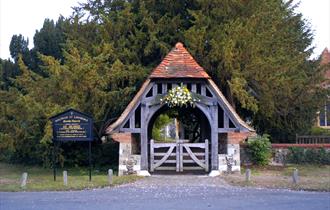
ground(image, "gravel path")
xmin=1 ymin=175 xmax=329 ymax=210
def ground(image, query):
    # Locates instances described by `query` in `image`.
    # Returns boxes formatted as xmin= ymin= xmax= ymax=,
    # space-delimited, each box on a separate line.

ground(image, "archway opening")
xmin=148 ymin=105 xmax=211 ymax=143
xmin=147 ymin=105 xmax=212 ymax=173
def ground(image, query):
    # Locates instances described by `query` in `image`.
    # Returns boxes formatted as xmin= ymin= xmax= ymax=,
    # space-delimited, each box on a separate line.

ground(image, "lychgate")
xmin=105 ymin=42 xmax=254 ymax=176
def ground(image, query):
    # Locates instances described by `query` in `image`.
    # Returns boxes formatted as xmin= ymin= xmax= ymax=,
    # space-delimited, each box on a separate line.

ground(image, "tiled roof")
xmin=150 ymin=42 xmax=210 ymax=79
xmin=321 ymin=48 xmax=330 ymax=79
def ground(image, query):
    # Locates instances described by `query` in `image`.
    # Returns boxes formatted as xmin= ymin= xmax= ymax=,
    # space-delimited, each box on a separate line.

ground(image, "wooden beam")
xmin=191 ymin=84 xmax=197 ymax=93
xmin=162 ymin=83 xmax=167 ymax=94
xmin=224 ymin=113 xmax=229 ymax=128
xmin=218 ymin=128 xmax=239 ymax=133
xmin=205 ymin=139 xmax=209 ymax=172
xmin=210 ymin=105 xmax=219 ymax=170
xmin=119 ymin=128 xmax=141 ymax=133
xmin=150 ymin=139 xmax=154 ymax=172
xmin=130 ymin=111 xmax=135 ymax=129
xmin=201 ymin=85 xmax=206 ymax=96
xmin=152 ymin=84 xmax=157 ymax=96
xmin=206 ymin=80 xmax=244 ymax=130
xmin=140 ymin=103 xmax=148 ymax=170
xmin=142 ymin=82 xmax=155 ymax=99
xmin=154 ymin=166 xmax=177 ymax=170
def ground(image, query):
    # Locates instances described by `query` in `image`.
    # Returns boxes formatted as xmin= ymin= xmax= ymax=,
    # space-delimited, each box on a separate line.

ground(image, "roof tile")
xmin=150 ymin=42 xmax=210 ymax=79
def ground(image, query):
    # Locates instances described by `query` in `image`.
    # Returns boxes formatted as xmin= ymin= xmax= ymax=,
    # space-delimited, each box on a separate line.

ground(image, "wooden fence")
xmin=295 ymin=135 xmax=330 ymax=144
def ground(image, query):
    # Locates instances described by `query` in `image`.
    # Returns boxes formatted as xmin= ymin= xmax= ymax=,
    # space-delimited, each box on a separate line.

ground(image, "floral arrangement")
xmin=160 ymin=85 xmax=198 ymax=107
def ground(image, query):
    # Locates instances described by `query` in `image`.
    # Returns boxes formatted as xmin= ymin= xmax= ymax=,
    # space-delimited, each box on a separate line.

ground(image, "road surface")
xmin=1 ymin=175 xmax=329 ymax=210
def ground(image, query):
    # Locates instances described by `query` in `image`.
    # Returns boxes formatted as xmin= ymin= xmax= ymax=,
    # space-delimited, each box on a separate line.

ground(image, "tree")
xmin=9 ymin=34 xmax=30 ymax=62
xmin=184 ymin=0 xmax=326 ymax=140
xmin=33 ymin=17 xmax=68 ymax=60
xmin=0 ymin=58 xmax=18 ymax=89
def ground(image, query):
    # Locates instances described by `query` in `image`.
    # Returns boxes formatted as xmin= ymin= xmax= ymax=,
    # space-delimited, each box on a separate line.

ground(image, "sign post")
xmin=50 ymin=109 xmax=94 ymax=182
xmin=89 ymin=141 xmax=92 ymax=181
xmin=53 ymin=140 xmax=56 ymax=181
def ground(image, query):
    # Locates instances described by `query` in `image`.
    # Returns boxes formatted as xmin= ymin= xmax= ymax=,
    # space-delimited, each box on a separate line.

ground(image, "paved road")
xmin=1 ymin=175 xmax=329 ymax=210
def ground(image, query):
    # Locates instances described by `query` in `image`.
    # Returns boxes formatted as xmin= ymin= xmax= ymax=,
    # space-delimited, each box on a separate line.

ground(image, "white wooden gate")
xmin=150 ymin=139 xmax=209 ymax=172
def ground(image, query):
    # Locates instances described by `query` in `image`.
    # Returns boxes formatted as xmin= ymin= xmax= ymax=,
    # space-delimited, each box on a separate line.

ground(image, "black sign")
xmin=50 ymin=109 xmax=93 ymax=141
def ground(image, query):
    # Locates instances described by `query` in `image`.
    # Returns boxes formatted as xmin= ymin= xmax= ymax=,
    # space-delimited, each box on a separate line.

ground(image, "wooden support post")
xmin=191 ymin=84 xmax=197 ymax=93
xmin=108 ymin=169 xmax=113 ymax=185
xmin=175 ymin=118 xmax=179 ymax=140
xmin=180 ymin=142 xmax=183 ymax=172
xmin=162 ymin=83 xmax=167 ymax=94
xmin=140 ymin=103 xmax=148 ymax=171
xmin=152 ymin=84 xmax=157 ymax=96
xmin=150 ymin=140 xmax=154 ymax=172
xmin=63 ymin=170 xmax=68 ymax=186
xmin=246 ymin=169 xmax=251 ymax=182
xmin=130 ymin=112 xmax=135 ymax=129
xmin=205 ymin=139 xmax=209 ymax=172
xmin=20 ymin=172 xmax=28 ymax=188
xmin=211 ymin=104 xmax=219 ymax=170
xmin=201 ymin=85 xmax=206 ymax=96
xmin=292 ymin=168 xmax=299 ymax=184
xmin=224 ymin=113 xmax=229 ymax=128
xmin=176 ymin=140 xmax=180 ymax=172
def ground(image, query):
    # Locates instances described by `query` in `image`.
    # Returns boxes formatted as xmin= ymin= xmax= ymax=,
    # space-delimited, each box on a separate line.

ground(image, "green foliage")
xmin=33 ymin=17 xmax=67 ymax=60
xmin=287 ymin=147 xmax=305 ymax=164
xmin=0 ymin=58 xmax=19 ymax=89
xmin=247 ymin=134 xmax=272 ymax=166
xmin=185 ymin=0 xmax=327 ymax=140
xmin=310 ymin=127 xmax=330 ymax=136
xmin=287 ymin=147 xmax=330 ymax=165
xmin=9 ymin=34 xmax=29 ymax=62
xmin=152 ymin=114 xmax=172 ymax=141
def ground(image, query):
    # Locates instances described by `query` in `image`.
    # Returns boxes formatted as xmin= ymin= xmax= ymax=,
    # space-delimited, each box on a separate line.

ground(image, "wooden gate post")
xmin=150 ymin=139 xmax=155 ymax=172
xmin=140 ymin=103 xmax=148 ymax=171
xmin=205 ymin=139 xmax=209 ymax=172
xmin=210 ymin=104 xmax=219 ymax=170
xmin=176 ymin=139 xmax=180 ymax=172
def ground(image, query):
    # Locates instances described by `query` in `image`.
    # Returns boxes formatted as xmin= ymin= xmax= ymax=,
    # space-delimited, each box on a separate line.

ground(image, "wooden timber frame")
xmin=150 ymin=139 xmax=209 ymax=172
xmin=106 ymin=42 xmax=254 ymax=175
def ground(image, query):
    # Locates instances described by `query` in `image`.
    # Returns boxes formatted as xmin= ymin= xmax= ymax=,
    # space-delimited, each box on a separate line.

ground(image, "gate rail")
xmin=150 ymin=139 xmax=209 ymax=172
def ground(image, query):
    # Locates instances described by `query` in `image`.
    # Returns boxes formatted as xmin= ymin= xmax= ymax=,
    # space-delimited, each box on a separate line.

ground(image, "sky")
xmin=0 ymin=0 xmax=329 ymax=60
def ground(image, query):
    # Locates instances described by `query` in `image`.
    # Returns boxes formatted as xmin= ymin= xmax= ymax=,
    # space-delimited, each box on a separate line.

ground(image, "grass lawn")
xmin=222 ymin=165 xmax=330 ymax=191
xmin=0 ymin=163 xmax=142 ymax=192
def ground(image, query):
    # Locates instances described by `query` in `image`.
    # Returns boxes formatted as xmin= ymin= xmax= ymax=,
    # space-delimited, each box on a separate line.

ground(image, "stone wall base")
xmin=218 ymin=144 xmax=241 ymax=173
xmin=118 ymin=142 xmax=141 ymax=176
xmin=240 ymin=144 xmax=330 ymax=166
xmin=117 ymin=138 xmax=244 ymax=175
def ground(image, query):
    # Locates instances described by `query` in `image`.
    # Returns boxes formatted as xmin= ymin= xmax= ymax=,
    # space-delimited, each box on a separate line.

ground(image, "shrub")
xmin=287 ymin=147 xmax=305 ymax=164
xmin=247 ymin=134 xmax=272 ymax=166
xmin=309 ymin=126 xmax=330 ymax=136
xmin=287 ymin=147 xmax=330 ymax=165
xmin=319 ymin=148 xmax=330 ymax=165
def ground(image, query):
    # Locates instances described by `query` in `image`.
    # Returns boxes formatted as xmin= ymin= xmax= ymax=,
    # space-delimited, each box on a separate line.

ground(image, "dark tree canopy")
xmin=9 ymin=34 xmax=29 ymax=62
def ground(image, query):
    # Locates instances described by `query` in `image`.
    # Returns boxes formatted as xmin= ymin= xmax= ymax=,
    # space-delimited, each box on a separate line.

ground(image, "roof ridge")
xmin=150 ymin=42 xmax=210 ymax=79
xmin=321 ymin=47 xmax=330 ymax=65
